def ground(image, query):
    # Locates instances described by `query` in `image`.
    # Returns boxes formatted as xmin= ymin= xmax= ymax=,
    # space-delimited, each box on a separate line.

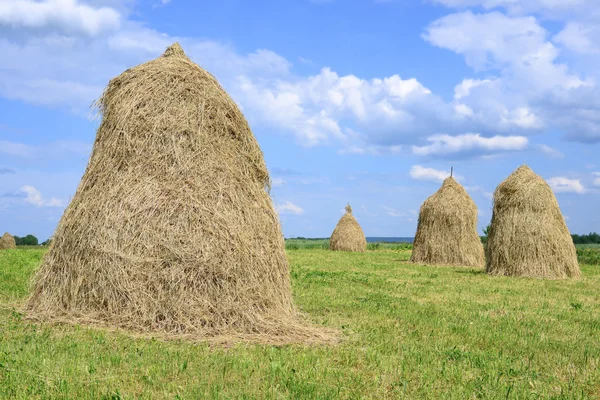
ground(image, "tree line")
xmin=481 ymin=225 xmax=600 ymax=245
xmin=13 ymin=235 xmax=39 ymax=246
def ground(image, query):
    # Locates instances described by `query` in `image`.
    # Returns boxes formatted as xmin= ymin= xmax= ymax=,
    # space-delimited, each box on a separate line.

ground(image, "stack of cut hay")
xmin=486 ymin=165 xmax=580 ymax=279
xmin=329 ymin=204 xmax=367 ymax=252
xmin=25 ymin=43 xmax=337 ymax=345
xmin=411 ymin=176 xmax=484 ymax=267
xmin=0 ymin=232 xmax=16 ymax=249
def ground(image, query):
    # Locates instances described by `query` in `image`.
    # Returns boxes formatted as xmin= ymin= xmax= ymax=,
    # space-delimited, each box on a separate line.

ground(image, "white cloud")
xmin=547 ymin=177 xmax=586 ymax=193
xmin=412 ymin=133 xmax=528 ymax=157
xmin=0 ymin=0 xmax=121 ymax=37
xmin=423 ymin=10 xmax=600 ymax=143
xmin=410 ymin=165 xmax=461 ymax=182
xmin=537 ymin=144 xmax=564 ymax=158
xmin=423 ymin=11 xmax=585 ymax=92
xmin=592 ymin=172 xmax=600 ymax=187
xmin=454 ymin=78 xmax=494 ymax=99
xmin=21 ymin=185 xmax=65 ymax=207
xmin=271 ymin=178 xmax=286 ymax=187
xmin=465 ymin=185 xmax=494 ymax=200
xmin=2 ymin=0 xmax=600 ymax=159
xmin=276 ymin=201 xmax=304 ymax=215
xmin=380 ymin=205 xmax=405 ymax=217
xmin=235 ymin=67 xmax=447 ymax=146
xmin=501 ymin=107 xmax=544 ymax=129
xmin=554 ymin=22 xmax=600 ymax=54
xmin=429 ymin=0 xmax=598 ymax=19
xmin=338 ymin=144 xmax=402 ymax=155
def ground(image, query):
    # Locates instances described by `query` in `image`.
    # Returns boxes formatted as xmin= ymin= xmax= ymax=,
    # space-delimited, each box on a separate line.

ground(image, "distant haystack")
xmin=486 ymin=165 xmax=580 ymax=279
xmin=411 ymin=176 xmax=484 ymax=267
xmin=25 ymin=43 xmax=336 ymax=345
xmin=329 ymin=204 xmax=367 ymax=252
xmin=0 ymin=232 xmax=16 ymax=249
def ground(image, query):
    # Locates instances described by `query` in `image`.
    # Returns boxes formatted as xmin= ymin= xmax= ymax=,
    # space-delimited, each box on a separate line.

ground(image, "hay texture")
xmin=0 ymin=232 xmax=16 ymax=249
xmin=411 ymin=177 xmax=484 ymax=267
xmin=485 ymin=165 xmax=580 ymax=279
xmin=25 ymin=43 xmax=336 ymax=345
xmin=329 ymin=204 xmax=367 ymax=252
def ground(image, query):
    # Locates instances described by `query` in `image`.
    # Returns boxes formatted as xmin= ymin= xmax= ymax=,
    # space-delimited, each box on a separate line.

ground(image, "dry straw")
xmin=329 ymin=204 xmax=367 ymax=252
xmin=24 ymin=43 xmax=337 ymax=345
xmin=411 ymin=176 xmax=484 ymax=267
xmin=0 ymin=232 xmax=16 ymax=250
xmin=485 ymin=165 xmax=580 ymax=279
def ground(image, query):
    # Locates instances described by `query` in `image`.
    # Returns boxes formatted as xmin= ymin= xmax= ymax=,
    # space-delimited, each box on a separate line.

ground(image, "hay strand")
xmin=411 ymin=177 xmax=484 ymax=267
xmin=24 ymin=43 xmax=337 ymax=345
xmin=329 ymin=204 xmax=367 ymax=252
xmin=485 ymin=165 xmax=580 ymax=279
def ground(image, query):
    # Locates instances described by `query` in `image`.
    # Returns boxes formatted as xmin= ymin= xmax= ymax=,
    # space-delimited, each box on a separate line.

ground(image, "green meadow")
xmin=1 ymin=246 xmax=600 ymax=399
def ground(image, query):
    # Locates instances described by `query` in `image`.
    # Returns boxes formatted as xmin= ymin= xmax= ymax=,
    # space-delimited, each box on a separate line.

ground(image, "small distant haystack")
xmin=329 ymin=204 xmax=367 ymax=252
xmin=0 ymin=232 xmax=16 ymax=249
xmin=24 ymin=43 xmax=336 ymax=345
xmin=486 ymin=165 xmax=580 ymax=279
xmin=411 ymin=176 xmax=484 ymax=267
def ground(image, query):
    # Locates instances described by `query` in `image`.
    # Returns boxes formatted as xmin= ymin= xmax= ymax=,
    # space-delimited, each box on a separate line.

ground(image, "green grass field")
xmin=1 ymin=247 xmax=600 ymax=399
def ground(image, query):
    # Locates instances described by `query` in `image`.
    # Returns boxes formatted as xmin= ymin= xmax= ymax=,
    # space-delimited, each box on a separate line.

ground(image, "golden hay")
xmin=485 ymin=165 xmax=580 ymax=279
xmin=329 ymin=204 xmax=367 ymax=252
xmin=24 ymin=43 xmax=337 ymax=345
xmin=411 ymin=177 xmax=484 ymax=267
xmin=0 ymin=232 xmax=16 ymax=249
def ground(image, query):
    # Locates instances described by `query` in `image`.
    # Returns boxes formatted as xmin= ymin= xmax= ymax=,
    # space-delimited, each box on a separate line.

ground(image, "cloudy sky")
xmin=1 ymin=0 xmax=599 ymax=240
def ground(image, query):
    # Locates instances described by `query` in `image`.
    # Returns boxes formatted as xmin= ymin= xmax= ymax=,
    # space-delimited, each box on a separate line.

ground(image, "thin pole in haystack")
xmin=410 ymin=174 xmax=484 ymax=267
xmin=485 ymin=165 xmax=580 ymax=279
xmin=330 ymin=202 xmax=366 ymax=252
xmin=24 ymin=42 xmax=337 ymax=345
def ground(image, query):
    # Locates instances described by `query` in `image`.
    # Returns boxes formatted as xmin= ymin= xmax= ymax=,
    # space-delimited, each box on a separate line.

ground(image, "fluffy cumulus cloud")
xmin=1 ymin=0 xmax=600 ymax=161
xmin=547 ymin=177 xmax=586 ymax=194
xmin=425 ymin=3 xmax=600 ymax=144
xmin=412 ymin=133 xmax=528 ymax=157
xmin=0 ymin=0 xmax=121 ymax=37
xmin=21 ymin=185 xmax=65 ymax=207
xmin=429 ymin=0 xmax=599 ymax=18
xmin=409 ymin=165 xmax=463 ymax=182
xmin=276 ymin=201 xmax=304 ymax=215
xmin=554 ymin=22 xmax=600 ymax=54
xmin=592 ymin=172 xmax=600 ymax=187
xmin=0 ymin=0 xmax=550 ymax=156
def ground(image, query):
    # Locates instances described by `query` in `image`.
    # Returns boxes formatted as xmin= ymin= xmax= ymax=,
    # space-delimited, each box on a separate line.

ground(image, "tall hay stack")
xmin=25 ymin=43 xmax=336 ymax=345
xmin=485 ymin=165 xmax=580 ymax=279
xmin=0 ymin=232 xmax=16 ymax=249
xmin=329 ymin=204 xmax=367 ymax=252
xmin=411 ymin=176 xmax=484 ymax=267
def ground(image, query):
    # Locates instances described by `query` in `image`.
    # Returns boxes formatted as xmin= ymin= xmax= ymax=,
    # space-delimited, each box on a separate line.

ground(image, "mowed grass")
xmin=1 ymin=248 xmax=600 ymax=399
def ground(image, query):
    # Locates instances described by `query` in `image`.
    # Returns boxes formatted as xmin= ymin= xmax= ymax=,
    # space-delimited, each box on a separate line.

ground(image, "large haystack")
xmin=329 ymin=204 xmax=367 ymax=252
xmin=0 ymin=232 xmax=16 ymax=249
xmin=25 ymin=43 xmax=336 ymax=345
xmin=486 ymin=165 xmax=580 ymax=279
xmin=411 ymin=176 xmax=484 ymax=267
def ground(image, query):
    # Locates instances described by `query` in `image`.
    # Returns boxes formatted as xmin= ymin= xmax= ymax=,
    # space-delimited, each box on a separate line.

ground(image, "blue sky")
xmin=1 ymin=0 xmax=600 ymax=241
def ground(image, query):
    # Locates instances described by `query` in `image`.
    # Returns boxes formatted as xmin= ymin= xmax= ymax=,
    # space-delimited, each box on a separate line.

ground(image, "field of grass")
xmin=1 ymin=247 xmax=600 ymax=399
xmin=285 ymin=238 xmax=413 ymax=251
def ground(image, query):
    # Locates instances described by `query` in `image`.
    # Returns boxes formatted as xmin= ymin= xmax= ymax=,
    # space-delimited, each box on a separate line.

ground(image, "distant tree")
xmin=482 ymin=224 xmax=491 ymax=236
xmin=479 ymin=223 xmax=491 ymax=244
xmin=13 ymin=234 xmax=38 ymax=246
xmin=572 ymin=232 xmax=600 ymax=244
